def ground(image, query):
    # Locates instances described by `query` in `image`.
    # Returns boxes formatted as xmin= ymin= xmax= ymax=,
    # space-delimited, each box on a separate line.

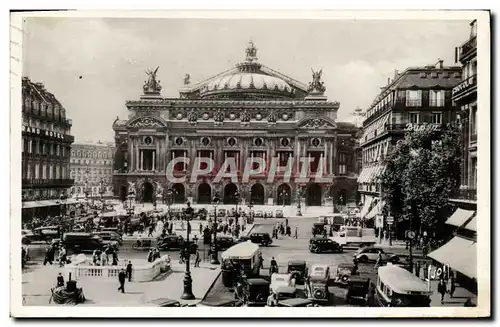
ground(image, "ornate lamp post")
xmin=210 ymin=193 xmax=220 ymax=265
xmin=181 ymin=201 xmax=196 ymax=300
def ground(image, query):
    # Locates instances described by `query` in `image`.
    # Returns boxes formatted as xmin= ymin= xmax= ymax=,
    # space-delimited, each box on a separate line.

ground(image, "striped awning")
xmin=360 ymin=197 xmax=374 ymax=219
xmin=22 ymin=201 xmax=42 ymax=209
xmin=428 ymin=236 xmax=477 ymax=279
xmin=36 ymin=200 xmax=59 ymax=207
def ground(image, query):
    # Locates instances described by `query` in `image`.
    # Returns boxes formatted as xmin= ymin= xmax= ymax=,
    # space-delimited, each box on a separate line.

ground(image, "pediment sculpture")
xmin=129 ymin=117 xmax=164 ymax=128
xmin=300 ymin=118 xmax=336 ymax=129
xmin=267 ymin=111 xmax=277 ymax=124
xmin=307 ymin=68 xmax=326 ymax=94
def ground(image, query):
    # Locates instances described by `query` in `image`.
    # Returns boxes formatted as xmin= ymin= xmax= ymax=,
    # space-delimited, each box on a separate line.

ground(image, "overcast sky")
xmin=23 ymin=17 xmax=470 ymax=143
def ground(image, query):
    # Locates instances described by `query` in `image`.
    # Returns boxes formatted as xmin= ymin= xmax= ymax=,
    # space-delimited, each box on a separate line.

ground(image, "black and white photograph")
xmin=9 ymin=10 xmax=491 ymax=318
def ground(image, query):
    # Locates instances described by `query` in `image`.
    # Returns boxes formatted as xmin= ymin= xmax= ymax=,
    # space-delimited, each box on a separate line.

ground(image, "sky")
xmin=23 ymin=17 xmax=471 ymax=143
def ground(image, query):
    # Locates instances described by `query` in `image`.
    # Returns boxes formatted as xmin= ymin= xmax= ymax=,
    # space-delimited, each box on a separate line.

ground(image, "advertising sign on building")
xmin=375 ymin=214 xmax=384 ymax=228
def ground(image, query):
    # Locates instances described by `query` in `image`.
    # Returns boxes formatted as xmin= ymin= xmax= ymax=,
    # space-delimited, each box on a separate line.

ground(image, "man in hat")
xmin=118 ymin=268 xmax=127 ymax=293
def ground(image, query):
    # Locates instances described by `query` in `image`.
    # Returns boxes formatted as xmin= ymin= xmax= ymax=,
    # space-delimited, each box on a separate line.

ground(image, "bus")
xmin=221 ymin=241 xmax=262 ymax=287
xmin=375 ymin=264 xmax=432 ymax=307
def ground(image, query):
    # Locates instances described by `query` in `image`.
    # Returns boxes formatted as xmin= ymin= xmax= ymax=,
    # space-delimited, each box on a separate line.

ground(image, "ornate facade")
xmin=70 ymin=141 xmax=116 ymax=198
xmin=21 ymin=77 xmax=74 ymax=219
xmin=112 ymin=42 xmax=359 ymax=206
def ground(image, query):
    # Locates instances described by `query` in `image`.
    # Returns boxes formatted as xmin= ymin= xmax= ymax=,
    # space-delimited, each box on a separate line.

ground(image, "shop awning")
xmin=36 ymin=200 xmax=59 ymax=207
xmin=428 ymin=236 xmax=477 ymax=279
xmin=445 ymin=208 xmax=476 ymax=228
xmin=65 ymin=198 xmax=79 ymax=204
xmin=22 ymin=201 xmax=42 ymax=209
xmin=357 ymin=168 xmax=367 ymax=183
xmin=464 ymin=217 xmax=477 ymax=232
xmin=365 ymin=200 xmax=380 ymax=220
xmin=360 ymin=197 xmax=374 ymax=219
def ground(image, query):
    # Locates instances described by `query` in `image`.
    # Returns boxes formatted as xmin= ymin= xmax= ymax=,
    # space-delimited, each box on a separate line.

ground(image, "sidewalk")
xmin=22 ymin=261 xmax=220 ymax=306
xmin=428 ymin=279 xmax=477 ymax=307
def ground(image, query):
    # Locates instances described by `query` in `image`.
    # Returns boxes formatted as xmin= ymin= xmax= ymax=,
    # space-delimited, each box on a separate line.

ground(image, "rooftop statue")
xmin=307 ymin=68 xmax=326 ymax=94
xmin=184 ymin=73 xmax=191 ymax=85
xmin=143 ymin=66 xmax=162 ymax=94
xmin=245 ymin=40 xmax=258 ymax=62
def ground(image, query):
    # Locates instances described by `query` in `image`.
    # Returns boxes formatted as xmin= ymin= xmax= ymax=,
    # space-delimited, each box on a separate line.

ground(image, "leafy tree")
xmin=379 ymin=125 xmax=462 ymax=241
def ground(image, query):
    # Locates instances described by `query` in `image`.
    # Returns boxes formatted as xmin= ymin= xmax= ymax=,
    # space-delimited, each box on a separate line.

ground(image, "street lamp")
xmin=166 ymin=188 xmax=177 ymax=221
xmin=210 ymin=193 xmax=220 ymax=265
xmin=247 ymin=191 xmax=254 ymax=224
xmin=181 ymin=201 xmax=196 ymax=300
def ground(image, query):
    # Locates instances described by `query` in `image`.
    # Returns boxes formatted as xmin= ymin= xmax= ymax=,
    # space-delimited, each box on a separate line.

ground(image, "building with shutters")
xmin=21 ymin=77 xmax=75 ymax=221
xmin=112 ymin=41 xmax=359 ymax=207
xmin=357 ymin=60 xmax=462 ymax=235
xmin=70 ymin=141 xmax=116 ymax=199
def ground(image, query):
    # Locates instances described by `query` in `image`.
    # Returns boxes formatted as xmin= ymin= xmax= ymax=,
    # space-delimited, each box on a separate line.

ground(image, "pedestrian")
xmin=56 ymin=273 xmax=65 ymax=287
xmin=126 ymin=261 xmax=133 ymax=282
xmin=147 ymin=249 xmax=154 ymax=263
xmin=148 ymin=225 xmax=154 ymax=237
xmin=366 ymin=282 xmax=376 ymax=307
xmin=194 ymin=250 xmax=201 ymax=267
xmin=266 ymin=292 xmax=277 ymax=307
xmin=43 ymin=246 xmax=54 ymax=265
xmin=100 ymin=250 xmax=108 ymax=266
xmin=199 ymin=223 xmax=203 ymax=235
xmin=437 ymin=279 xmax=446 ymax=304
xmin=294 ymin=227 xmax=298 ymax=239
xmin=58 ymin=246 xmax=67 ymax=267
xmin=112 ymin=251 xmax=119 ymax=266
xmin=374 ymin=251 xmax=383 ymax=269
xmin=448 ymin=273 xmax=456 ymax=298
xmin=118 ymin=268 xmax=126 ymax=293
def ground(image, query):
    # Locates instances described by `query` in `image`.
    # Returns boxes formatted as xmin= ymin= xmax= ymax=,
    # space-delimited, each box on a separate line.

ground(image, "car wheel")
xmin=358 ymin=255 xmax=368 ymax=263
xmin=46 ymin=237 xmax=53 ymax=243
xmin=338 ymin=247 xmax=343 ymax=253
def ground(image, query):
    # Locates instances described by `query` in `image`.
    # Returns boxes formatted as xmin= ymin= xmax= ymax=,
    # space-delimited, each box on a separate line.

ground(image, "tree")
xmin=379 ymin=125 xmax=462 ymax=242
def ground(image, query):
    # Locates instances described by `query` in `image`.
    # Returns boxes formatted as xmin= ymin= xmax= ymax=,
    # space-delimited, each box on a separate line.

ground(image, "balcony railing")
xmin=459 ymin=36 xmax=477 ymax=62
xmin=449 ymin=187 xmax=477 ymax=201
xmin=22 ymin=178 xmax=74 ymax=187
xmin=452 ymin=75 xmax=477 ymax=100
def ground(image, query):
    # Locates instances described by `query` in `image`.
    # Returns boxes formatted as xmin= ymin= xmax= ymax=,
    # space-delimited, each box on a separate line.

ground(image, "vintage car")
xmin=93 ymin=231 xmax=122 ymax=245
xmin=305 ymin=264 xmax=331 ymax=303
xmin=270 ymin=273 xmax=296 ymax=294
xmin=237 ymin=235 xmax=251 ymax=243
xmin=218 ymin=209 xmax=227 ymax=217
xmin=275 ymin=209 xmax=284 ymax=218
xmin=345 ymin=276 xmax=370 ymax=305
xmin=334 ymin=263 xmax=356 ymax=285
xmin=287 ymin=260 xmax=308 ymax=285
xmin=254 ymin=210 xmax=264 ymax=218
xmin=23 ymin=226 xmax=59 ymax=244
xmin=274 ymin=286 xmax=302 ymax=302
xmin=277 ymin=298 xmax=317 ymax=307
xmin=216 ymin=236 xmax=236 ymax=250
xmin=234 ymin=278 xmax=270 ymax=307
xmin=311 ymin=222 xmax=326 ymax=236
xmin=353 ymin=246 xmax=400 ymax=263
xmin=157 ymin=235 xmax=198 ymax=254
xmin=309 ymin=237 xmax=343 ymax=253
xmin=249 ymin=232 xmax=273 ymax=246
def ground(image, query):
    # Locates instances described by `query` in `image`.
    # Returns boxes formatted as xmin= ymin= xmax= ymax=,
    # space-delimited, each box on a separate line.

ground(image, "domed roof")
xmin=204 ymin=72 xmax=293 ymax=93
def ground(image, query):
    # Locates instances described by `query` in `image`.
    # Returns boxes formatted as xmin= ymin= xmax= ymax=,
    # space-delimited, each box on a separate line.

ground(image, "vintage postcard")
xmin=10 ymin=10 xmax=491 ymax=318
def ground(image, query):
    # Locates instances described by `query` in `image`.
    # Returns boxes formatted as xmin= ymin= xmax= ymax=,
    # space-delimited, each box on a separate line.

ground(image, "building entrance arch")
xmin=306 ymin=183 xmax=322 ymax=206
xmin=197 ymin=183 xmax=212 ymax=204
xmin=143 ymin=182 xmax=154 ymax=203
xmin=172 ymin=183 xmax=186 ymax=204
xmin=223 ymin=183 xmax=238 ymax=204
xmin=250 ymin=183 xmax=265 ymax=205
xmin=277 ymin=184 xmax=292 ymax=205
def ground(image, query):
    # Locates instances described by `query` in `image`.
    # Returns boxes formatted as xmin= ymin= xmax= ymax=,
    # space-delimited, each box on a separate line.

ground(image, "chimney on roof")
xmin=387 ymin=77 xmax=391 ymax=85
xmin=394 ymin=69 xmax=399 ymax=79
xmin=436 ymin=59 xmax=444 ymax=69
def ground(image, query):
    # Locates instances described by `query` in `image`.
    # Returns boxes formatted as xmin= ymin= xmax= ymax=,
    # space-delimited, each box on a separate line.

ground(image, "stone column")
xmin=140 ymin=150 xmax=144 ymax=171
xmin=135 ymin=138 xmax=140 ymax=171
xmin=152 ymin=151 xmax=156 ymax=171
xmin=295 ymin=137 xmax=301 ymax=174
xmin=329 ymin=140 xmax=334 ymax=175
xmin=128 ymin=138 xmax=133 ymax=172
xmin=155 ymin=138 xmax=159 ymax=171
xmin=324 ymin=140 xmax=328 ymax=175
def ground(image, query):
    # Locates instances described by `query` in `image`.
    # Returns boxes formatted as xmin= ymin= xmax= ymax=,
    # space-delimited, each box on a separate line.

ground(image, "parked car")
xmin=334 ymin=263 xmax=356 ymax=285
xmin=270 ymin=273 xmax=296 ymax=294
xmin=216 ymin=236 xmax=236 ymax=250
xmin=275 ymin=209 xmax=284 ymax=218
xmin=157 ymin=235 xmax=198 ymax=254
xmin=62 ymin=232 xmax=104 ymax=253
xmin=249 ymin=232 xmax=273 ymax=246
xmin=345 ymin=276 xmax=370 ymax=305
xmin=234 ymin=278 xmax=270 ymax=307
xmin=23 ymin=226 xmax=59 ymax=244
xmin=287 ymin=260 xmax=308 ymax=285
xmin=311 ymin=222 xmax=326 ymax=236
xmin=274 ymin=286 xmax=303 ymax=302
xmin=93 ymin=231 xmax=122 ymax=245
xmin=254 ymin=210 xmax=263 ymax=218
xmin=309 ymin=237 xmax=343 ymax=253
xmin=353 ymin=247 xmax=399 ymax=263
xmin=305 ymin=264 xmax=331 ymax=303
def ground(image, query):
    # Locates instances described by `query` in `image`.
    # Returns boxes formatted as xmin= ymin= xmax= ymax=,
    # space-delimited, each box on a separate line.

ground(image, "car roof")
xmin=288 ymin=260 xmax=306 ymax=265
xmin=247 ymin=278 xmax=270 ymax=286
